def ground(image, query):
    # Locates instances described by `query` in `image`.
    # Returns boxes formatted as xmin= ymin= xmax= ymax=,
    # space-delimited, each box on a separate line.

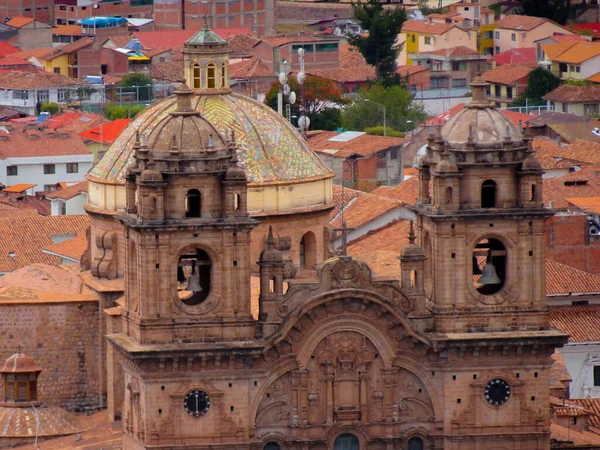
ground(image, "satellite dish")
xmin=298 ymin=48 xmax=305 ymax=57
xmin=298 ymin=115 xmax=310 ymax=130
xmin=283 ymin=84 xmax=291 ymax=96
xmin=278 ymin=72 xmax=287 ymax=85
xmin=297 ymin=72 xmax=305 ymax=85
xmin=289 ymin=91 xmax=296 ymax=105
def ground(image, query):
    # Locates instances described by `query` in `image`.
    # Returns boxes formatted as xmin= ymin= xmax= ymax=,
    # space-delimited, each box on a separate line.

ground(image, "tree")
xmin=513 ymin=67 xmax=561 ymax=107
xmin=342 ymin=83 xmax=427 ymax=133
xmin=264 ymin=75 xmax=346 ymax=131
xmin=104 ymin=104 xmax=146 ymax=120
xmin=41 ymin=101 xmax=60 ymax=115
xmin=347 ymin=0 xmax=407 ymax=84
xmin=518 ymin=0 xmax=571 ymax=26
xmin=120 ymin=72 xmax=153 ymax=101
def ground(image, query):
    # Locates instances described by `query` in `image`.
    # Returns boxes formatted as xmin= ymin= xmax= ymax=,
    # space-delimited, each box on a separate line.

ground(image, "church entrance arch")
xmin=334 ymin=433 xmax=359 ymax=450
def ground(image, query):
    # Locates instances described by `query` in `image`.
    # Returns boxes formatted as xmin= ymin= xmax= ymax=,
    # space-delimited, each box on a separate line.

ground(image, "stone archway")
xmin=334 ymin=434 xmax=359 ymax=450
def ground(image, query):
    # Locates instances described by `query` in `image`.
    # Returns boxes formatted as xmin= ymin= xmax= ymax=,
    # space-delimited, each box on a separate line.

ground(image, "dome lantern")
xmin=0 ymin=352 xmax=42 ymax=406
xmin=183 ymin=22 xmax=231 ymax=94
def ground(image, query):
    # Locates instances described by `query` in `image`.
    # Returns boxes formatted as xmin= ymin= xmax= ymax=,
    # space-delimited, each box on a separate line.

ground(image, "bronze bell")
xmin=479 ymin=249 xmax=501 ymax=285
xmin=185 ymin=265 xmax=203 ymax=292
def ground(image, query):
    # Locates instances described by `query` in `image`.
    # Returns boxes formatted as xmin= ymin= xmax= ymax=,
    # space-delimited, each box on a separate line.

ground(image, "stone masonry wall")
xmin=0 ymin=300 xmax=102 ymax=412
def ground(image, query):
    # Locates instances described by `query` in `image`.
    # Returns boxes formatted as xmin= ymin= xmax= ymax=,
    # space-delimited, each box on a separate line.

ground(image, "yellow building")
xmin=478 ymin=23 xmax=498 ymax=55
xmin=541 ymin=41 xmax=600 ymax=81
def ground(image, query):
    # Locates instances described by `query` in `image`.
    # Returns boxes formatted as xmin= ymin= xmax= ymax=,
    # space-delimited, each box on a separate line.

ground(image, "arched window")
xmin=334 ymin=434 xmax=359 ymax=450
xmin=186 ymin=189 xmax=201 ymax=218
xmin=207 ymin=63 xmax=216 ymax=89
xmin=192 ymin=63 xmax=201 ymax=89
xmin=408 ymin=437 xmax=424 ymax=450
xmin=148 ymin=195 xmax=156 ymax=216
xmin=177 ymin=249 xmax=211 ymax=305
xmin=299 ymin=231 xmax=317 ymax=269
xmin=234 ymin=193 xmax=241 ymax=211
xmin=263 ymin=443 xmax=280 ymax=450
xmin=530 ymin=183 xmax=536 ymax=202
xmin=4 ymin=373 xmax=38 ymax=403
xmin=221 ymin=62 xmax=227 ymax=88
xmin=473 ymin=238 xmax=506 ymax=295
xmin=481 ymin=180 xmax=497 ymax=208
xmin=410 ymin=270 xmax=417 ymax=288
xmin=445 ymin=186 xmax=453 ymax=206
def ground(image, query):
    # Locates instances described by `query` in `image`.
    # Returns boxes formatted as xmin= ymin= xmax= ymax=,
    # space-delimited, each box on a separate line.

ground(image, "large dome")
xmin=88 ymin=93 xmax=331 ymax=185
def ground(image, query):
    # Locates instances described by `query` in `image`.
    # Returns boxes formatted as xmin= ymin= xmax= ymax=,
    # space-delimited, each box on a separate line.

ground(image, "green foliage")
xmin=564 ymin=79 xmax=591 ymax=86
xmin=513 ymin=67 xmax=561 ymax=107
xmin=489 ymin=3 xmax=501 ymax=15
xmin=364 ymin=126 xmax=404 ymax=137
xmin=264 ymin=75 xmax=346 ymax=130
xmin=120 ymin=72 xmax=153 ymax=88
xmin=518 ymin=0 xmax=570 ymax=26
xmin=348 ymin=0 xmax=407 ymax=84
xmin=342 ymin=84 xmax=426 ymax=133
xmin=103 ymin=104 xmax=145 ymax=120
xmin=40 ymin=101 xmax=60 ymax=115
xmin=419 ymin=6 xmax=442 ymax=16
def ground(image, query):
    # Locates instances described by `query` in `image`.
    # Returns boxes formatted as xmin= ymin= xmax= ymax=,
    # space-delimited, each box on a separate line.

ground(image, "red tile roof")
xmin=401 ymin=19 xmax=456 ymax=35
xmin=308 ymin=43 xmax=375 ymax=84
xmin=546 ymin=259 xmax=600 ymax=295
xmin=425 ymin=103 xmax=534 ymax=128
xmin=495 ymin=14 xmax=550 ymax=31
xmin=543 ymin=164 xmax=600 ymax=209
xmin=3 ymin=184 xmax=36 ymax=193
xmin=42 ymin=234 xmax=88 ymax=262
xmin=0 ymin=41 xmax=20 ymax=58
xmin=490 ymin=47 xmax=536 ymax=66
xmin=6 ymin=16 xmax=35 ymax=29
xmin=570 ymin=399 xmax=600 ymax=428
xmin=0 ymin=70 xmax=83 ymax=89
xmin=132 ymin=28 xmax=252 ymax=51
xmin=229 ymin=57 xmax=274 ymax=79
xmin=308 ymin=130 xmax=406 ymax=158
xmin=152 ymin=60 xmax=184 ymax=83
xmin=544 ymin=84 xmax=600 ymax=103
xmin=551 ymin=42 xmax=600 ymax=64
xmin=0 ymin=56 xmax=35 ymax=68
xmin=565 ymin=196 xmax=600 ymax=214
xmin=331 ymin=185 xmax=363 ymax=220
xmin=226 ymin=34 xmax=260 ymax=56
xmin=331 ymin=191 xmax=405 ymax=230
xmin=0 ymin=215 xmax=89 ymax=272
xmin=347 ymin=219 xmax=411 ymax=259
xmin=45 ymin=181 xmax=88 ymax=200
xmin=79 ymin=119 xmax=131 ymax=145
xmin=52 ymin=25 xmax=86 ymax=36
xmin=371 ymin=176 xmax=420 ymax=205
xmin=481 ymin=64 xmax=534 ymax=85
xmin=259 ymin=35 xmax=319 ymax=47
xmin=549 ymin=304 xmax=600 ymax=342
xmin=421 ymin=45 xmax=482 ymax=57
xmin=0 ymin=123 xmax=91 ymax=158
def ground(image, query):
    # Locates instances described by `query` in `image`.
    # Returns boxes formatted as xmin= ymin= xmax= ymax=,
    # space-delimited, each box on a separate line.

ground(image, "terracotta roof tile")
xmin=45 ymin=181 xmax=88 ymax=200
xmin=6 ymin=16 xmax=35 ymax=29
xmin=0 ymin=215 xmax=89 ymax=272
xmin=50 ymin=111 xmax=109 ymax=134
xmin=0 ymin=70 xmax=83 ymax=89
xmin=533 ymin=137 xmax=600 ymax=170
xmin=0 ymin=123 xmax=91 ymax=158
xmin=571 ymin=399 xmax=600 ymax=428
xmin=10 ymin=47 xmax=55 ymax=61
xmin=308 ymin=130 xmax=406 ymax=158
xmin=544 ymin=84 xmax=600 ymax=103
xmin=0 ymin=192 xmax=50 ymax=215
xmin=229 ymin=57 xmax=275 ymax=79
xmin=347 ymin=219 xmax=410 ymax=259
xmin=540 ymin=42 xmax=578 ymax=60
xmin=331 ymin=191 xmax=405 ymax=229
xmin=491 ymin=47 xmax=536 ymax=65
xmin=421 ymin=45 xmax=482 ymax=57
xmin=397 ymin=65 xmax=429 ymax=76
xmin=565 ymin=196 xmax=600 ymax=214
xmin=543 ymin=164 xmax=600 ymax=208
xmin=133 ymin=28 xmax=252 ymax=51
xmin=0 ymin=263 xmax=87 ymax=297
xmin=495 ymin=14 xmax=548 ymax=31
xmin=552 ymin=42 xmax=600 ymax=64
xmin=0 ymin=41 xmax=20 ymax=58
xmin=546 ymin=259 xmax=600 ymax=295
xmin=79 ymin=119 xmax=131 ymax=145
xmin=549 ymin=351 xmax=572 ymax=387
xmin=4 ymin=184 xmax=36 ymax=193
xmin=550 ymin=304 xmax=600 ymax=342
xmin=331 ymin=184 xmax=362 ymax=220
xmin=0 ymin=203 xmax=37 ymax=217
xmin=588 ymin=73 xmax=600 ymax=83
xmin=53 ymin=25 xmax=86 ymax=36
xmin=259 ymin=35 xmax=319 ymax=47
xmin=225 ymin=34 xmax=261 ymax=56
xmin=104 ymin=35 xmax=131 ymax=48
xmin=351 ymin=250 xmax=401 ymax=278
xmin=152 ymin=60 xmax=184 ymax=82
xmin=481 ymin=64 xmax=534 ymax=85
xmin=371 ymin=177 xmax=420 ymax=205
xmin=309 ymin=43 xmax=375 ymax=83
xmin=42 ymin=234 xmax=88 ymax=262
xmin=401 ymin=19 xmax=455 ymax=35
xmin=551 ymin=422 xmax=600 ymax=447
xmin=0 ymin=56 xmax=34 ymax=68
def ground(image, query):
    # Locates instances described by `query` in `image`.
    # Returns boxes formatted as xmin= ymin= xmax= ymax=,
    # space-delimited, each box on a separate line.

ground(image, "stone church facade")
xmin=102 ymin=27 xmax=568 ymax=450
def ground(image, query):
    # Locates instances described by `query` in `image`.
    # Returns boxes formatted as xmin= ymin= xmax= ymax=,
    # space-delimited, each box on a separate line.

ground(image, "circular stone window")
xmin=472 ymin=238 xmax=506 ymax=296
xmin=177 ymin=249 xmax=211 ymax=305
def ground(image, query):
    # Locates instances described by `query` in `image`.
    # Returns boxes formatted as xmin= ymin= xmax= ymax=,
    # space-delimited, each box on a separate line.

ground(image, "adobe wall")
xmin=0 ymin=299 xmax=103 ymax=412
xmin=546 ymin=214 xmax=600 ymax=275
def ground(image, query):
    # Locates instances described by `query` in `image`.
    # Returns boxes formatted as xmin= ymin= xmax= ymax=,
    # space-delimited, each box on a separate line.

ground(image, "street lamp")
xmin=365 ymin=99 xmax=386 ymax=137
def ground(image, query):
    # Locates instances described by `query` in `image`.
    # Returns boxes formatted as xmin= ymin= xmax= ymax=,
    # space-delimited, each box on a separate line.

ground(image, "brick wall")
xmin=0 ymin=300 xmax=102 ymax=412
xmin=546 ymin=214 xmax=600 ymax=275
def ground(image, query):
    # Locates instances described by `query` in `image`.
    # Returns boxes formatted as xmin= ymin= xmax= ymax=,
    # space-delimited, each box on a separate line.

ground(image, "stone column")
xmin=382 ymin=368 xmax=394 ymax=422
xmin=359 ymin=371 xmax=369 ymax=423
xmin=324 ymin=363 xmax=335 ymax=424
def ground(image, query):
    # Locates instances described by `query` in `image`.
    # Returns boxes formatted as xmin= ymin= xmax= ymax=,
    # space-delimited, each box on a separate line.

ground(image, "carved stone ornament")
xmin=91 ymin=231 xmax=118 ymax=279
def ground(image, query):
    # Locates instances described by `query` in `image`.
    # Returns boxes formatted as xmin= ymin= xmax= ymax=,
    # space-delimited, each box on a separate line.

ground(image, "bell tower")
xmin=415 ymin=77 xmax=550 ymax=333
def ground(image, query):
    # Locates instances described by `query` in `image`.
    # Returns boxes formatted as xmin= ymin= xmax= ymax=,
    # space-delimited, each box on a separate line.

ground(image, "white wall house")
xmin=0 ymin=123 xmax=92 ymax=192
xmin=46 ymin=181 xmax=88 ymax=215
xmin=0 ymin=71 xmax=104 ymax=116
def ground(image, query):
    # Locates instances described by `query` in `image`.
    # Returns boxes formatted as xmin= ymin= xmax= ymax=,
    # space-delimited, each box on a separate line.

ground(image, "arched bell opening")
xmin=481 ymin=180 xmax=497 ymax=208
xmin=472 ymin=238 xmax=506 ymax=295
xmin=177 ymin=249 xmax=212 ymax=305
xmin=334 ymin=433 xmax=359 ymax=450
xmin=186 ymin=189 xmax=201 ymax=218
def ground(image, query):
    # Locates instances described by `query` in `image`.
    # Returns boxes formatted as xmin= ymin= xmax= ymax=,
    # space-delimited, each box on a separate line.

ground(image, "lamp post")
xmin=365 ymin=98 xmax=386 ymax=137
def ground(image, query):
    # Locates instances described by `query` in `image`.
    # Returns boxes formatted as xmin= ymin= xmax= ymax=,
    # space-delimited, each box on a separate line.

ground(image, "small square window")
xmin=66 ymin=163 xmax=78 ymax=173
xmin=424 ymin=36 xmax=431 ymax=45
xmin=511 ymin=33 xmax=516 ymax=42
xmin=594 ymin=366 xmax=600 ymax=386
xmin=44 ymin=164 xmax=56 ymax=175
xmin=6 ymin=166 xmax=17 ymax=176
xmin=411 ymin=35 xmax=416 ymax=43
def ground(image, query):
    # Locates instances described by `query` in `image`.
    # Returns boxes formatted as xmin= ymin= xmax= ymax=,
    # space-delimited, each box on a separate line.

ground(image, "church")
xmin=0 ymin=25 xmax=568 ymax=450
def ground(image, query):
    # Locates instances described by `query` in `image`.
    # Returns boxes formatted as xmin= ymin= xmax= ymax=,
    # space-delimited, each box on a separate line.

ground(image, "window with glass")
xmin=37 ymin=90 xmax=49 ymax=103
xmin=452 ymin=62 xmax=467 ymax=71
xmin=6 ymin=166 xmax=17 ymax=176
xmin=594 ymin=366 xmax=600 ymax=386
xmin=452 ymin=78 xmax=467 ymax=88
xmin=66 ymin=163 xmax=79 ymax=173
xmin=192 ymin=63 xmax=201 ymax=89
xmin=12 ymin=90 xmax=28 ymax=100
xmin=511 ymin=33 xmax=516 ymax=41
xmin=315 ymin=43 xmax=337 ymax=52
xmin=291 ymin=44 xmax=314 ymax=53
xmin=207 ymin=63 xmax=216 ymax=89
xmin=57 ymin=88 xmax=67 ymax=103
xmin=44 ymin=164 xmax=56 ymax=175
xmin=424 ymin=36 xmax=431 ymax=45
xmin=495 ymin=31 xmax=500 ymax=39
